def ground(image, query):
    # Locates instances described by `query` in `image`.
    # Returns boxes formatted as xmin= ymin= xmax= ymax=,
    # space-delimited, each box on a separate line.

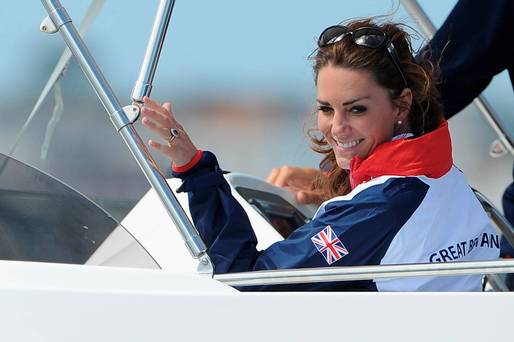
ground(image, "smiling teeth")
xmin=337 ymin=139 xmax=362 ymax=148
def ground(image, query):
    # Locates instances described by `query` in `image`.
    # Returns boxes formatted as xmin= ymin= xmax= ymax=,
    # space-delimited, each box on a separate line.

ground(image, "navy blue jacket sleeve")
xmin=421 ymin=0 xmax=514 ymax=117
xmin=173 ymin=152 xmax=429 ymax=290
xmin=172 ymin=151 xmax=260 ymax=274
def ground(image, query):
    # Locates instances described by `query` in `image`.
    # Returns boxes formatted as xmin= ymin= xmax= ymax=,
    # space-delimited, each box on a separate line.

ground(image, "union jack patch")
xmin=311 ymin=225 xmax=349 ymax=265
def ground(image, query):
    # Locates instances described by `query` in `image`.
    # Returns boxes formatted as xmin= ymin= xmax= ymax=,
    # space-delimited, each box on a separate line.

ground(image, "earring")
xmin=397 ymin=120 xmax=403 ymax=125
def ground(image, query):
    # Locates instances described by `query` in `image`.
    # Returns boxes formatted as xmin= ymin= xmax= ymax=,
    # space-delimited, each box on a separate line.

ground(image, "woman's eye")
xmin=350 ymin=105 xmax=367 ymax=114
xmin=317 ymin=106 xmax=333 ymax=113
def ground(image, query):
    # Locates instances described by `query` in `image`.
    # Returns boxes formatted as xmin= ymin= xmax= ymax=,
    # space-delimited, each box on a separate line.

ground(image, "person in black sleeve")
xmin=418 ymin=0 xmax=514 ymax=258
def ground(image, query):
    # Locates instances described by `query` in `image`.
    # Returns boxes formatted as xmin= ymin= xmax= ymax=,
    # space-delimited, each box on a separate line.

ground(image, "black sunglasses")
xmin=314 ymin=25 xmax=408 ymax=89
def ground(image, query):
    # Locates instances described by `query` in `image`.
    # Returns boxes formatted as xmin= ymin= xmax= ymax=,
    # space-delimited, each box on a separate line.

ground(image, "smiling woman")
xmin=141 ymin=18 xmax=499 ymax=291
xmin=311 ymin=18 xmax=443 ymax=200
xmin=316 ymin=66 xmax=407 ymax=169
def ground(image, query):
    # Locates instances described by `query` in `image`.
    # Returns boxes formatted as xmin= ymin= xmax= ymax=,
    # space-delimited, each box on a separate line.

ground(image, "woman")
xmin=141 ymin=19 xmax=499 ymax=291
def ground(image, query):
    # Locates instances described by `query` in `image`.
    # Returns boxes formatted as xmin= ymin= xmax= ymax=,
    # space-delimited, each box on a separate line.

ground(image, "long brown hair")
xmin=309 ymin=18 xmax=444 ymax=201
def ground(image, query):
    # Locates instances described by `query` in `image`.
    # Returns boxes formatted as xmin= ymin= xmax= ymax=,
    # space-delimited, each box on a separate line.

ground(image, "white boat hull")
xmin=2 ymin=260 xmax=513 ymax=342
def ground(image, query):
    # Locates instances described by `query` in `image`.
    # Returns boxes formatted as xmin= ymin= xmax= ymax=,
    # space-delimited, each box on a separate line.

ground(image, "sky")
xmin=4 ymin=0 xmax=510 ymax=126
xmin=1 ymin=0 xmax=513 ymax=213
xmin=1 ymin=0 xmax=458 ymax=97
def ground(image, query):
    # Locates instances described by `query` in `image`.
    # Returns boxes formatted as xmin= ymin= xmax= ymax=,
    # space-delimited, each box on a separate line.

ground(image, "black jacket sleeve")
xmin=421 ymin=0 xmax=514 ymax=117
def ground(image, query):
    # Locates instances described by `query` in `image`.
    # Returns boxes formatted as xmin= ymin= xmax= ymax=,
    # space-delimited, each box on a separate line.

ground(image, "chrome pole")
xmin=401 ymin=0 xmax=514 ymax=154
xmin=475 ymin=189 xmax=514 ymax=249
xmin=215 ymin=260 xmax=514 ymax=287
xmin=40 ymin=0 xmax=213 ymax=274
xmin=131 ymin=0 xmax=175 ymax=104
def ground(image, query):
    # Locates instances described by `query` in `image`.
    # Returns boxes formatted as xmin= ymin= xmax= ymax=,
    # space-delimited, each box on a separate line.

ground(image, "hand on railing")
xmin=267 ymin=166 xmax=324 ymax=205
xmin=141 ymin=96 xmax=199 ymax=168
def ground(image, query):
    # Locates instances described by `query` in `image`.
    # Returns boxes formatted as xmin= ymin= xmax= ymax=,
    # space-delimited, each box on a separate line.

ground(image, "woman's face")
xmin=317 ymin=65 xmax=403 ymax=169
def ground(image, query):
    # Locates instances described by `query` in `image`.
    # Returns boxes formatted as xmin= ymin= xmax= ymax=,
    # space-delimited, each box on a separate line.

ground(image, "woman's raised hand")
xmin=141 ymin=96 xmax=198 ymax=167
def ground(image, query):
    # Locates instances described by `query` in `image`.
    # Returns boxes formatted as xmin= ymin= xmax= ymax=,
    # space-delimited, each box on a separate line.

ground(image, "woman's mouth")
xmin=335 ymin=138 xmax=364 ymax=150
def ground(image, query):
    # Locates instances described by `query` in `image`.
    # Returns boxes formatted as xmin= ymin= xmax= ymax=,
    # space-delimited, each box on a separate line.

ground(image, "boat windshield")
xmin=0 ymin=152 xmax=159 ymax=269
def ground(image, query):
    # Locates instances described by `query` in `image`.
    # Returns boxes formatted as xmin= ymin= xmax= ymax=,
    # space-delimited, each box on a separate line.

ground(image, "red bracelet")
xmin=172 ymin=150 xmax=203 ymax=173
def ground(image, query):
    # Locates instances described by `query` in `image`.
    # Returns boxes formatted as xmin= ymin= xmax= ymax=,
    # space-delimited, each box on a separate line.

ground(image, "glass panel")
xmin=0 ymin=153 xmax=158 ymax=269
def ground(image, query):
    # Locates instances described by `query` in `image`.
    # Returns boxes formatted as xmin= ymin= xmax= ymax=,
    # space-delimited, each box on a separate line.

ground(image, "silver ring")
xmin=168 ymin=128 xmax=180 ymax=144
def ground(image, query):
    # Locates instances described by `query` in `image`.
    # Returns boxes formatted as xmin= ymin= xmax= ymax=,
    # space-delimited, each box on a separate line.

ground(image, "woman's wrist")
xmin=172 ymin=150 xmax=203 ymax=173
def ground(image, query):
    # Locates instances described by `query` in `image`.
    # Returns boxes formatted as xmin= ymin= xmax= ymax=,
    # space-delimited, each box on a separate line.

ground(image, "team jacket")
xmin=172 ymin=121 xmax=500 ymax=291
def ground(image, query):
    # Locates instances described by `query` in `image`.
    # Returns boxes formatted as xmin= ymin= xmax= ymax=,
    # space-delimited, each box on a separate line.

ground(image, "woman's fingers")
xmin=148 ymin=139 xmax=169 ymax=155
xmin=267 ymin=166 xmax=296 ymax=187
xmin=143 ymin=96 xmax=166 ymax=114
xmin=141 ymin=106 xmax=171 ymax=127
xmin=141 ymin=97 xmax=182 ymax=138
xmin=148 ymin=131 xmax=198 ymax=166
xmin=266 ymin=166 xmax=323 ymax=205
xmin=142 ymin=97 xmax=170 ymax=124
xmin=295 ymin=189 xmax=324 ymax=205
xmin=163 ymin=101 xmax=172 ymax=114
xmin=143 ymin=97 xmax=179 ymax=123
xmin=142 ymin=116 xmax=171 ymax=139
xmin=142 ymin=97 xmax=183 ymax=132
xmin=266 ymin=167 xmax=279 ymax=184
xmin=267 ymin=166 xmax=319 ymax=189
xmin=148 ymin=138 xmax=181 ymax=159
xmin=142 ymin=97 xmax=199 ymax=167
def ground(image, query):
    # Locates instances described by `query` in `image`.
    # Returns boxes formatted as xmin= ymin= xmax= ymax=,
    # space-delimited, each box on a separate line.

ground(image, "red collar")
xmin=350 ymin=120 xmax=453 ymax=189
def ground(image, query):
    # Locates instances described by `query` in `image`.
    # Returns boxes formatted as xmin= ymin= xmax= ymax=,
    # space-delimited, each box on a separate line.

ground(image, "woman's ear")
xmin=396 ymin=88 xmax=413 ymax=122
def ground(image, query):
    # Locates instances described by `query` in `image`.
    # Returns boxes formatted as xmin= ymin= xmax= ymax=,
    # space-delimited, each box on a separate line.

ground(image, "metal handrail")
xmin=400 ymin=0 xmax=514 ymax=155
xmin=215 ymin=260 xmax=514 ymax=287
xmin=214 ymin=190 xmax=514 ymax=288
xmin=40 ymin=0 xmax=214 ymax=274
xmin=213 ymin=190 xmax=514 ymax=288
xmin=131 ymin=0 xmax=175 ymax=104
xmin=474 ymin=189 xmax=514 ymax=249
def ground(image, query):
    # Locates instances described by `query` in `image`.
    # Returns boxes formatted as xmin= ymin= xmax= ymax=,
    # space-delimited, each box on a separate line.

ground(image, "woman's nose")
xmin=331 ymin=111 xmax=351 ymax=135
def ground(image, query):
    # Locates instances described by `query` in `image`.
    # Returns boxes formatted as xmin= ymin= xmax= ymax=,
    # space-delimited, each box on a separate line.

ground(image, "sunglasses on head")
xmin=315 ymin=25 xmax=408 ymax=89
